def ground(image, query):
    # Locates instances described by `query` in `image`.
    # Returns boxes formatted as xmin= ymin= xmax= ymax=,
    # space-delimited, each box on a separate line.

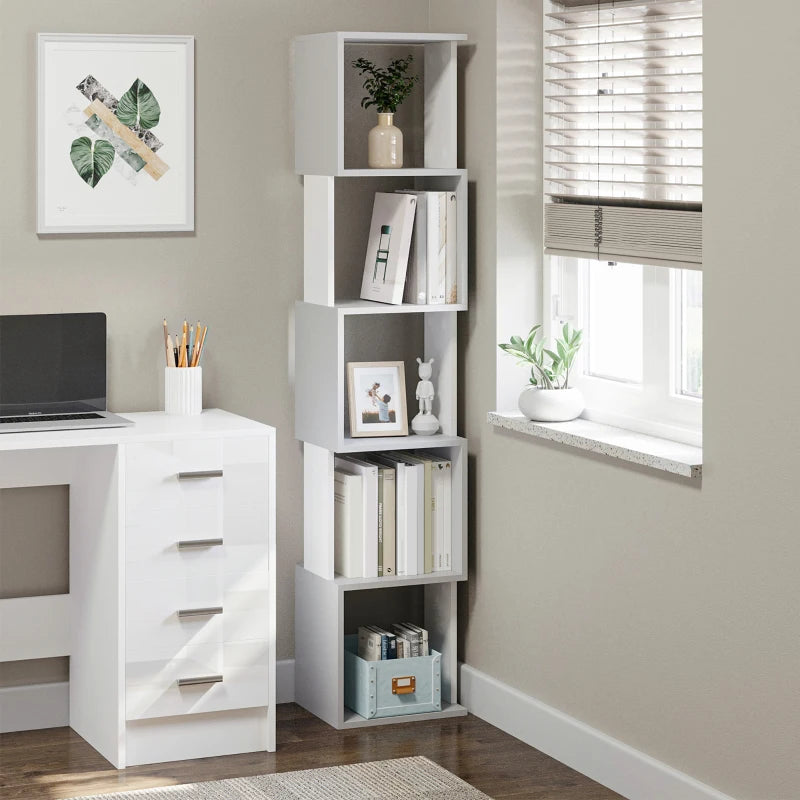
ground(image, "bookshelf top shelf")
xmin=296 ymin=31 xmax=467 ymax=45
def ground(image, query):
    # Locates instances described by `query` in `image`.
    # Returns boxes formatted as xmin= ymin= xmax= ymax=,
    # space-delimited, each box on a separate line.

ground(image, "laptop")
xmin=0 ymin=312 xmax=134 ymax=433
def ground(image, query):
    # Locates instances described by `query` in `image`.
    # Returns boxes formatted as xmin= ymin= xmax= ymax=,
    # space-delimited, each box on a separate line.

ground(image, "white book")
xmin=445 ymin=192 xmax=458 ymax=304
xmin=427 ymin=192 xmax=447 ymax=305
xmin=396 ymin=190 xmax=428 ymax=304
xmin=429 ymin=459 xmax=452 ymax=571
xmin=357 ymin=626 xmax=382 ymax=661
xmin=361 ymin=192 xmax=417 ymax=305
xmin=333 ymin=470 xmax=363 ymax=578
xmin=334 ymin=456 xmax=379 ymax=578
xmin=371 ymin=453 xmax=422 ymax=576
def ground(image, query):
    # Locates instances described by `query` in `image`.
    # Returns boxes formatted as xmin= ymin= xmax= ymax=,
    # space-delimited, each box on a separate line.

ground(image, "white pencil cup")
xmin=164 ymin=367 xmax=202 ymax=415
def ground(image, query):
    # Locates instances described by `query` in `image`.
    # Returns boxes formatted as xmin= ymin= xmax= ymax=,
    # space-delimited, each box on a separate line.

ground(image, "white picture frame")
xmin=347 ymin=361 xmax=408 ymax=437
xmin=37 ymin=33 xmax=194 ymax=234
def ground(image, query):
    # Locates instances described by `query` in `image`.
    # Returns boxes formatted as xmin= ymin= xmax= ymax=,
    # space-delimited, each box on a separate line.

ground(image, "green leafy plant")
xmin=116 ymin=78 xmax=161 ymax=129
xmin=69 ymin=136 xmax=115 ymax=187
xmin=499 ymin=324 xmax=583 ymax=390
xmin=351 ymin=55 xmax=419 ymax=114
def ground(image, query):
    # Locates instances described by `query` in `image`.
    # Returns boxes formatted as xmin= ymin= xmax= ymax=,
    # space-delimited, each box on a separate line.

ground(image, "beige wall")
xmin=0 ymin=0 xmax=429 ymax=664
xmin=429 ymin=2 xmax=800 ymax=799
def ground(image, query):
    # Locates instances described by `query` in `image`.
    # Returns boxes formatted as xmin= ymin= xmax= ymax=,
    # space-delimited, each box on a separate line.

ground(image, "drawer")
xmin=125 ymin=525 xmax=268 ymax=583
xmin=343 ymin=635 xmax=442 ymax=720
xmin=126 ymin=576 xmax=269 ymax=660
xmin=125 ymin=640 xmax=269 ymax=721
xmin=125 ymin=435 xmax=269 ymax=546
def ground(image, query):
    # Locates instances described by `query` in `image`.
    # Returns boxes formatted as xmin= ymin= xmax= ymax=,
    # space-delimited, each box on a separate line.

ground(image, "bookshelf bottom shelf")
xmin=342 ymin=702 xmax=468 ymax=729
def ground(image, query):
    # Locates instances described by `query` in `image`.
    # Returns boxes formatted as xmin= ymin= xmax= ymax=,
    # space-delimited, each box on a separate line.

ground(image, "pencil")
xmin=180 ymin=330 xmax=187 ymax=367
xmin=193 ymin=319 xmax=201 ymax=365
xmin=162 ymin=318 xmax=170 ymax=366
xmin=166 ymin=334 xmax=176 ymax=368
xmin=196 ymin=325 xmax=208 ymax=364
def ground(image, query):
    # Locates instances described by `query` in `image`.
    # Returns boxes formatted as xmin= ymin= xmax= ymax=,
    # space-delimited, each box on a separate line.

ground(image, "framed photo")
xmin=37 ymin=33 xmax=194 ymax=234
xmin=347 ymin=361 xmax=408 ymax=437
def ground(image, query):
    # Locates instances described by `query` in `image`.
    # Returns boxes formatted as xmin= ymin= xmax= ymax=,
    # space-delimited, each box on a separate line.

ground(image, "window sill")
xmin=487 ymin=412 xmax=702 ymax=479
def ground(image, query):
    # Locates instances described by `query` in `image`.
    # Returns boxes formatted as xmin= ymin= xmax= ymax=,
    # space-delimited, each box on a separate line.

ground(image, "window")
xmin=549 ymin=257 xmax=701 ymax=443
xmin=543 ymin=0 xmax=702 ymax=444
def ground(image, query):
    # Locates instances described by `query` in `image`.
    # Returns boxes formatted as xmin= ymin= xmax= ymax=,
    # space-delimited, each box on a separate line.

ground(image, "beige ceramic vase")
xmin=368 ymin=112 xmax=403 ymax=168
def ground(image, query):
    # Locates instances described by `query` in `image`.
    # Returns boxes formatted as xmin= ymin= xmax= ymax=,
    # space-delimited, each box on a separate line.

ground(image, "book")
xmin=398 ymin=191 xmax=428 ymax=304
xmin=396 ymin=190 xmax=447 ymax=305
xmin=392 ymin=623 xmax=421 ymax=657
xmin=366 ymin=625 xmax=397 ymax=659
xmin=376 ymin=466 xmax=384 ymax=577
xmin=360 ymin=192 xmax=418 ymax=305
xmin=397 ymin=452 xmax=434 ymax=573
xmin=427 ymin=455 xmax=452 ymax=572
xmin=333 ymin=470 xmax=363 ymax=578
xmin=402 ymin=623 xmax=429 ymax=656
xmin=357 ymin=626 xmax=382 ymax=661
xmin=445 ymin=192 xmax=458 ymax=303
xmin=370 ymin=452 xmax=422 ymax=576
xmin=379 ymin=463 xmax=396 ymax=577
xmin=428 ymin=192 xmax=447 ymax=305
xmin=334 ymin=456 xmax=379 ymax=578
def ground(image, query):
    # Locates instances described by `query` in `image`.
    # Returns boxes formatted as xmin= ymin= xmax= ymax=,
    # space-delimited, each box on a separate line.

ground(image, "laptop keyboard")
xmin=0 ymin=413 xmax=104 ymax=424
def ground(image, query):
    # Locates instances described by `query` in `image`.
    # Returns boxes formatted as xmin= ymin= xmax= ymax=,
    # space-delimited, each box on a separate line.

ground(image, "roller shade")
xmin=544 ymin=0 xmax=702 ymax=267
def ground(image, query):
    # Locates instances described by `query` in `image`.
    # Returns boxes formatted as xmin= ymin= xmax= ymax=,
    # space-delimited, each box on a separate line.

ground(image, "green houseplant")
xmin=498 ymin=323 xmax=585 ymax=422
xmin=352 ymin=55 xmax=419 ymax=168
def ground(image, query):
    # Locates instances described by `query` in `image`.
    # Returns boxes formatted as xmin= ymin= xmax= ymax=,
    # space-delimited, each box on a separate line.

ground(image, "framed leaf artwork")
xmin=37 ymin=34 xmax=194 ymax=233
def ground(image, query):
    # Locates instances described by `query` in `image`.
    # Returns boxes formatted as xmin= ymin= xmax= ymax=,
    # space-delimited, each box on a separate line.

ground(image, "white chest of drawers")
xmin=0 ymin=410 xmax=275 ymax=768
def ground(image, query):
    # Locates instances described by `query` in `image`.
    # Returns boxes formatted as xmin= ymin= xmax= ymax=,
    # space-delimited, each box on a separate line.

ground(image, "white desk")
xmin=0 ymin=409 xmax=276 ymax=767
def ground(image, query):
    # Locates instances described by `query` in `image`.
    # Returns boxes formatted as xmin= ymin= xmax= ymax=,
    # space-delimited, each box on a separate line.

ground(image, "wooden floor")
xmin=0 ymin=704 xmax=623 ymax=799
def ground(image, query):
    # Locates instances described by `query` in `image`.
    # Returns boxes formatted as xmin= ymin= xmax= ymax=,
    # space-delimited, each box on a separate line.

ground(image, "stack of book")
xmin=357 ymin=623 xmax=430 ymax=661
xmin=360 ymin=191 xmax=458 ymax=306
xmin=333 ymin=451 xmax=452 ymax=579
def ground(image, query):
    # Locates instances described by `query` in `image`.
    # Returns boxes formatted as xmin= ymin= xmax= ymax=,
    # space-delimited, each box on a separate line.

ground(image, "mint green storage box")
xmin=343 ymin=634 xmax=442 ymax=719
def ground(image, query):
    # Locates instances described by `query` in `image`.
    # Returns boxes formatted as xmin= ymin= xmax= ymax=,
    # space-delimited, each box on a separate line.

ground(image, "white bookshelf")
xmin=293 ymin=31 xmax=468 ymax=730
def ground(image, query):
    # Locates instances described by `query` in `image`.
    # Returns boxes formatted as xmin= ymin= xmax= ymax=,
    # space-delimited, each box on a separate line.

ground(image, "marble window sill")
xmin=487 ymin=412 xmax=702 ymax=479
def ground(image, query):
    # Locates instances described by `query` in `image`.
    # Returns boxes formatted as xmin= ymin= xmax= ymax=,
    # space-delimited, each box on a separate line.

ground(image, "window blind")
xmin=544 ymin=0 xmax=702 ymax=268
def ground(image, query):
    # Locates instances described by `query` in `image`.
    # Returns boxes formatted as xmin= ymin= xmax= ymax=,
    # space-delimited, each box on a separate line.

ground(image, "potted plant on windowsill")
xmin=499 ymin=323 xmax=584 ymax=422
xmin=351 ymin=55 xmax=419 ymax=168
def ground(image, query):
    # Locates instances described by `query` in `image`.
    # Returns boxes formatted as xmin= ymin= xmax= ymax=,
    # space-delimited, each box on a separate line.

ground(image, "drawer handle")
xmin=177 ymin=674 xmax=223 ymax=687
xmin=177 ymin=538 xmax=223 ymax=550
xmin=177 ymin=469 xmax=223 ymax=480
xmin=178 ymin=606 xmax=223 ymax=618
xmin=392 ymin=675 xmax=416 ymax=695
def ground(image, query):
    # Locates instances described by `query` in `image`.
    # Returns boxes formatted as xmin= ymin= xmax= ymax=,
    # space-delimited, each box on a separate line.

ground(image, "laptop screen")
xmin=0 ymin=313 xmax=107 ymax=416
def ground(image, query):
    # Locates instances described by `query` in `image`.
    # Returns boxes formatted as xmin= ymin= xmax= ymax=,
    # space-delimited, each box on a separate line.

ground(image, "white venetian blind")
xmin=544 ymin=0 xmax=702 ymax=268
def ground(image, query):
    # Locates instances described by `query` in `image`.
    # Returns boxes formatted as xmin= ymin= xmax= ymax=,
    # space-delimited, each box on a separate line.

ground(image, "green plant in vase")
xmin=498 ymin=323 xmax=585 ymax=422
xmin=352 ymin=55 xmax=419 ymax=168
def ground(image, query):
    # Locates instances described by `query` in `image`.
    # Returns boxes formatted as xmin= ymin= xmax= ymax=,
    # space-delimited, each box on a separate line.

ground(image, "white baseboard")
xmin=0 ymin=681 xmax=69 ymax=733
xmin=276 ymin=658 xmax=295 ymax=704
xmin=459 ymin=664 xmax=736 ymax=800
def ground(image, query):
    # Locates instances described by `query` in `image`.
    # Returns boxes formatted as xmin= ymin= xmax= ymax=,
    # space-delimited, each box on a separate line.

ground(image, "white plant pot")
xmin=368 ymin=112 xmax=403 ymax=168
xmin=518 ymin=386 xmax=584 ymax=422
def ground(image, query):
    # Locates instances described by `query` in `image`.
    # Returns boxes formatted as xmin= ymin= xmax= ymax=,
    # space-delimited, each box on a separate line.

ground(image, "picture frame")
xmin=347 ymin=361 xmax=408 ymax=438
xmin=37 ymin=33 xmax=195 ymax=234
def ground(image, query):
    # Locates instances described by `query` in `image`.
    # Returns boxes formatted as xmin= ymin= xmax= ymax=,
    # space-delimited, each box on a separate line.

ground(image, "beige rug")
xmin=71 ymin=756 xmax=491 ymax=799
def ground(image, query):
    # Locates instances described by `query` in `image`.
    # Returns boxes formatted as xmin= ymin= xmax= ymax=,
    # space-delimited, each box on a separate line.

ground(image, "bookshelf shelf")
xmin=342 ymin=702 xmax=468 ymax=728
xmin=338 ymin=168 xmax=465 ymax=178
xmin=335 ymin=299 xmax=468 ymax=315
xmin=293 ymin=30 xmax=468 ymax=732
xmin=332 ymin=569 xmax=466 ymax=592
